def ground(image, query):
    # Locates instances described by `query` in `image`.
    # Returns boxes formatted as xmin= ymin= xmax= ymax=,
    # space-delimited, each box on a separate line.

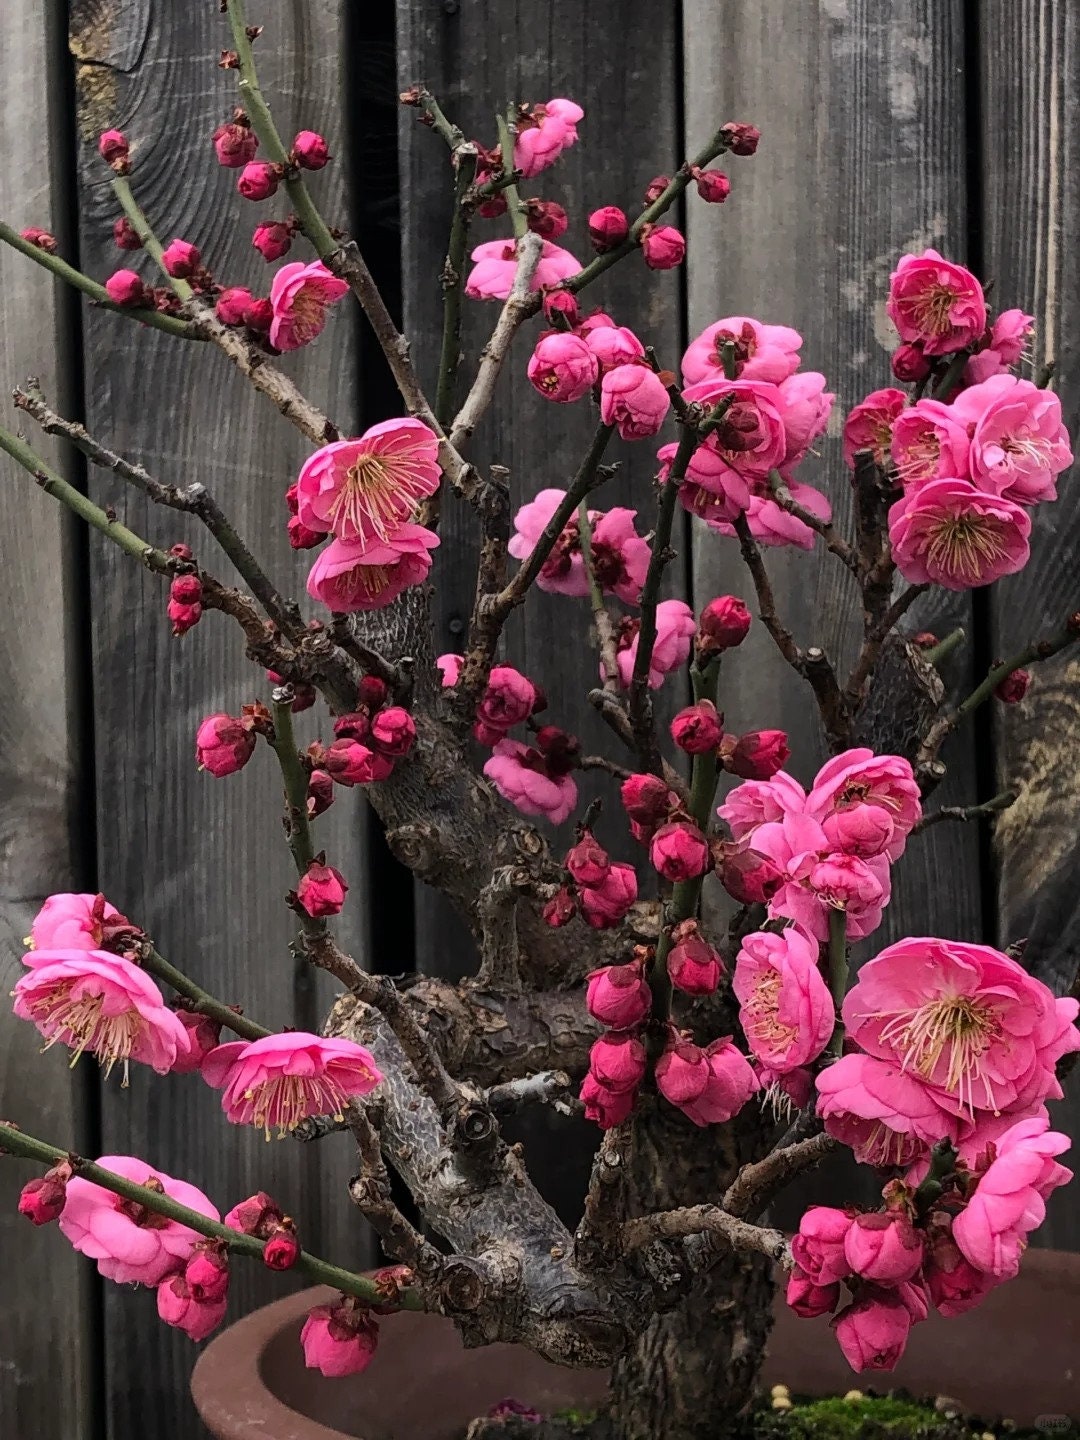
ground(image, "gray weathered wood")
xmin=397 ymin=0 xmax=689 ymax=983
xmin=0 ymin=2 xmax=96 ymax=1433
xmin=70 ymin=2 xmax=370 ymax=1433
xmin=979 ymin=0 xmax=1080 ymax=1249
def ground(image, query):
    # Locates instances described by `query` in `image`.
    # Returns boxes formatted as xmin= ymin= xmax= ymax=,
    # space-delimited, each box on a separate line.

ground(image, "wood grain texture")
xmin=70 ymin=2 xmax=371 ymax=1433
xmin=0 ymin=2 xmax=97 ymax=1434
xmin=978 ymin=0 xmax=1080 ymax=1248
xmin=683 ymin=0 xmax=983 ymax=955
xmin=397 ymin=0 xmax=689 ymax=985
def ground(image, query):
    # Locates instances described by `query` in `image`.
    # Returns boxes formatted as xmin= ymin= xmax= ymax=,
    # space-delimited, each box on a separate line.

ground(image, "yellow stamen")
xmin=876 ymin=994 xmax=1001 ymax=1112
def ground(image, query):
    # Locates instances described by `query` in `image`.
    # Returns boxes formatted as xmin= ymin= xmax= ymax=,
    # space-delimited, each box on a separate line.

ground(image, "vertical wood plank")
xmin=979 ymin=0 xmax=1080 ymax=1248
xmin=397 ymin=0 xmax=689 ymax=984
xmin=683 ymin=0 xmax=982 ymax=949
xmin=70 ymin=2 xmax=370 ymax=1433
xmin=0 ymin=2 xmax=97 ymax=1434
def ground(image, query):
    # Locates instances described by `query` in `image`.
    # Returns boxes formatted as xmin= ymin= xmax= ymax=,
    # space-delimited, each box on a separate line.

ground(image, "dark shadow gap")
xmin=962 ymin=1 xmax=999 ymax=949
xmin=345 ymin=0 xmax=417 ymax=979
xmin=48 ymin=0 xmax=105 ymax=1434
xmin=673 ymin=0 xmax=695 ymax=621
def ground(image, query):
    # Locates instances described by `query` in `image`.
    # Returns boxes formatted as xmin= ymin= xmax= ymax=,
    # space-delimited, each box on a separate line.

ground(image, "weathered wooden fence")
xmin=0 ymin=2 xmax=1076 ymax=1437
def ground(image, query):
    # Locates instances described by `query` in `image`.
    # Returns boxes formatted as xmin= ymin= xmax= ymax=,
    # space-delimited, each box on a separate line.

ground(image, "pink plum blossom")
xmin=790 ymin=1207 xmax=854 ymax=1287
xmin=201 ymin=1032 xmax=382 ymax=1136
xmin=888 ymin=478 xmax=1031 ymax=589
xmin=600 ymin=364 xmax=671 ymax=440
xmin=580 ymin=1072 xmax=635 ymax=1129
xmin=726 ymin=483 xmax=834 ymax=550
xmin=294 ymin=419 xmax=441 ymax=545
xmin=584 ymin=324 xmax=645 ymax=373
xmin=656 ymin=1036 xmax=759 ymax=1127
xmin=513 ymin=99 xmax=584 ymax=177
xmin=483 ymin=739 xmax=578 ymax=824
xmin=681 ymin=377 xmax=789 ymax=477
xmin=508 ymin=488 xmax=587 ymax=596
xmin=588 ymin=507 xmax=651 ymax=603
xmin=589 ymin=1033 xmax=647 ymax=1093
xmin=786 ymin=1269 xmax=841 ymax=1318
xmin=527 ymin=331 xmax=599 ymax=402
xmin=301 ymin=1299 xmax=380 ymax=1377
xmin=844 ymin=1211 xmax=924 ymax=1284
xmin=750 ymin=813 xmax=890 ymax=941
xmin=28 ymin=892 xmax=124 ymax=951
xmin=306 ymin=525 xmax=439 ymax=611
xmin=436 ymin=652 xmax=463 ymax=687
xmin=842 ymin=937 xmax=1080 ymax=1117
xmin=658 ymin=436 xmax=751 ymax=525
xmin=777 ymin=371 xmax=835 ymax=469
xmin=815 ymin=1052 xmax=965 ymax=1167
xmin=474 ymin=665 xmax=538 ymax=739
xmin=718 ymin=772 xmax=808 ymax=840
xmin=586 ymin=962 xmax=652 ymax=1029
xmin=614 ymin=600 xmax=695 ymax=688
xmin=14 ymin=949 xmax=190 ymax=1077
xmin=577 ymin=863 xmax=638 ymax=928
xmin=842 ymin=388 xmax=907 ymax=469
xmin=733 ymin=927 xmax=834 ymax=1074
xmin=682 ymin=316 xmax=803 ymax=386
xmin=886 ymin=248 xmax=987 ymax=356
xmin=59 ymin=1156 xmax=219 ymax=1285
xmin=157 ymin=1275 xmax=228 ymax=1341
xmin=952 ymin=1114 xmax=1072 ymax=1279
xmin=889 ymin=398 xmax=971 ymax=489
xmin=268 ymin=260 xmax=349 ymax=351
xmin=465 ymin=239 xmax=581 ymax=300
xmin=951 ymin=374 xmax=1073 ymax=505
xmin=832 ymin=1292 xmax=912 ymax=1372
xmin=963 ymin=308 xmax=1035 ymax=384
xmin=805 ymin=748 xmax=921 ymax=861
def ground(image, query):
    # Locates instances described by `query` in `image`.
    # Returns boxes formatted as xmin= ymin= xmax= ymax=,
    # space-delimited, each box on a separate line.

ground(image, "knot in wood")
xmin=437 ymin=1256 xmax=488 ymax=1313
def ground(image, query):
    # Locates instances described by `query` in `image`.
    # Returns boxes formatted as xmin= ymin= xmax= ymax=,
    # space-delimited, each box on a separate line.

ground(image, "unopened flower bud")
xmin=670 ymin=699 xmax=724 ymax=754
xmin=994 ymin=666 xmax=1030 ymax=703
xmin=691 ymin=167 xmax=731 ymax=203
xmin=586 ymin=961 xmax=651 ymax=1029
xmin=98 ymin=129 xmax=130 ymax=170
xmin=215 ymin=286 xmax=254 ymax=325
xmin=324 ymin=738 xmax=392 ymax=786
xmin=296 ymin=860 xmax=348 ymax=917
xmin=696 ymin=595 xmax=751 ymax=658
xmin=565 ymin=833 xmax=611 ymax=888
xmin=332 ymin=711 xmax=370 ymax=742
xmin=589 ymin=1032 xmax=647 ymax=1093
xmin=288 ymin=514 xmax=323 ymax=549
xmin=167 ymin=573 xmax=203 ymax=635
xmin=171 ymin=1009 xmax=221 ymax=1073
xmin=913 ymin=631 xmax=939 ymax=649
xmin=224 ymin=1191 xmax=284 ymax=1237
xmin=891 ymin=342 xmax=931 ymax=383
xmin=370 ymin=706 xmax=416 ymax=758
xmin=357 ymin=675 xmax=389 ymax=711
xmin=534 ymin=724 xmax=580 ymax=774
xmin=620 ymin=772 xmax=676 ymax=827
xmin=543 ymin=289 xmax=579 ymax=326
xmin=112 ymin=217 xmax=142 ymax=251
xmin=525 ymin=198 xmax=568 ymax=240
xmin=640 ymin=223 xmax=686 ymax=270
xmin=238 ymin=161 xmax=280 ymax=201
xmin=643 ymin=175 xmax=670 ymax=204
xmin=252 ymin=220 xmax=293 ymax=262
xmin=20 ymin=226 xmax=58 ymax=253
xmin=243 ymin=296 xmax=273 ymax=332
xmin=263 ymin=1220 xmax=301 ymax=1270
xmin=476 ymin=191 xmax=508 ymax=219
xmin=720 ymin=121 xmax=760 ymax=156
xmin=162 ymin=238 xmax=201 ymax=279
xmin=293 ymin=130 xmax=331 ymax=170
xmin=587 ymin=205 xmax=629 ymax=252
xmin=667 ymin=919 xmax=724 ymax=996
xmin=542 ymin=887 xmax=577 ymax=927
xmin=184 ymin=1242 xmax=230 ymax=1302
xmin=18 ymin=1162 xmax=72 ymax=1225
xmin=195 ymin=712 xmax=256 ymax=777
xmin=650 ymin=821 xmax=710 ymax=882
xmin=104 ymin=269 xmax=147 ymax=307
xmin=721 ymin=729 xmax=790 ymax=780
xmin=307 ymin=768 xmax=334 ymax=818
xmin=711 ymin=839 xmax=784 ymax=905
xmin=213 ymin=120 xmax=258 ymax=168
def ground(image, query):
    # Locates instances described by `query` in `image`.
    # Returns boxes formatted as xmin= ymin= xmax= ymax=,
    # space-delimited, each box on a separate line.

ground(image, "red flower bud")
xmin=20 ymin=226 xmax=58 ymax=253
xmin=288 ymin=514 xmax=323 ymax=549
xmin=307 ymin=768 xmax=335 ymax=818
xmin=667 ymin=919 xmax=724 ymax=996
xmin=224 ymin=1191 xmax=284 ymax=1237
xmin=891 ymin=342 xmax=931 ymax=383
xmin=215 ymin=286 xmax=254 ymax=326
xmin=170 ymin=1010 xmax=221 ymax=1073
xmin=18 ymin=1162 xmax=72 ymax=1225
xmin=650 ymin=821 xmax=710 ymax=882
xmin=639 ymin=223 xmax=686 ymax=271
xmin=112 ymin=217 xmax=142 ymax=251
xmin=913 ymin=631 xmax=939 ymax=649
xmin=184 ymin=1242 xmax=230 ymax=1302
xmin=263 ymin=1221 xmax=301 ymax=1270
xmin=213 ymin=121 xmax=258 ymax=168
xmin=525 ymin=198 xmax=568 ymax=240
xmin=670 ymin=699 xmax=724 ymax=754
xmin=696 ymin=595 xmax=751 ymax=658
xmin=195 ymin=713 xmax=256 ymax=776
xmin=691 ymin=167 xmax=731 ymax=203
xmin=587 ymin=205 xmax=629 ymax=252
xmin=994 ymin=666 xmax=1031 ymax=704
xmin=252 ymin=220 xmax=293 ymax=262
xmin=721 ymin=729 xmax=790 ymax=780
xmin=237 ymin=161 xmax=280 ymax=201
xmin=711 ymin=839 xmax=783 ymax=905
xmin=292 ymin=130 xmax=331 ymax=170
xmin=620 ymin=772 xmax=676 ymax=827
xmin=643 ymin=175 xmax=670 ymax=204
xmin=98 ymin=129 xmax=130 ymax=170
xmin=586 ymin=960 xmax=651 ymax=1029
xmin=167 ymin=573 xmax=203 ymax=636
xmin=543 ymin=887 xmax=577 ymax=927
xmin=296 ymin=860 xmax=348 ymax=917
xmin=565 ymin=833 xmax=611 ymax=888
xmin=357 ymin=675 xmax=389 ymax=711
xmin=265 ymin=668 xmax=316 ymax=712
xmin=543 ymin=289 xmax=579 ymax=326
xmin=324 ymin=738 xmax=392 ymax=786
xmin=476 ymin=191 xmax=508 ymax=219
xmin=369 ymin=706 xmax=416 ymax=758
xmin=332 ymin=711 xmax=370 ymax=742
xmin=243 ymin=296 xmax=273 ymax=332
xmin=720 ymin=121 xmax=760 ymax=156
xmin=161 ymin=238 xmax=201 ymax=279
xmin=104 ymin=269 xmax=147 ymax=308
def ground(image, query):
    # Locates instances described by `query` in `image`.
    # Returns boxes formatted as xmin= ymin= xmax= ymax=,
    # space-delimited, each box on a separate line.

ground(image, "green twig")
xmin=922 ymin=627 xmax=966 ymax=667
xmin=578 ymin=501 xmax=620 ymax=689
xmin=495 ymin=111 xmax=528 ymax=241
xmin=268 ymin=698 xmax=318 ymax=881
xmin=435 ymin=149 xmax=479 ymax=430
xmin=0 ymin=1122 xmax=421 ymax=1310
xmin=141 ymin=949 xmax=270 ymax=1041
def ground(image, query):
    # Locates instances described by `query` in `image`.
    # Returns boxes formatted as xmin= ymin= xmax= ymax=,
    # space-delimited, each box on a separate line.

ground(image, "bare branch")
xmin=619 ymin=1205 xmax=792 ymax=1267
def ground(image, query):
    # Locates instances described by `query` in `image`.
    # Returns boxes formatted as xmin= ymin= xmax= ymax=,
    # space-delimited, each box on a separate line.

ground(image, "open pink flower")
xmin=588 ymin=507 xmax=651 ymax=604
xmin=268 ymin=260 xmax=349 ymax=350
xmin=306 ymin=525 xmax=439 ymax=612
xmin=805 ymin=748 xmax=921 ymax=861
xmin=59 ymin=1155 xmax=219 ymax=1285
xmin=718 ymin=772 xmax=808 ymax=841
xmin=14 ymin=949 xmax=189 ymax=1077
xmin=294 ymin=419 xmax=441 ymax=545
xmin=600 ymin=364 xmax=671 ymax=440
xmin=29 ymin=892 xmax=124 ymax=951
xmin=733 ymin=927 xmax=834 ymax=1074
xmin=681 ymin=377 xmax=789 ymax=477
xmin=832 ymin=1292 xmax=912 ymax=1372
xmin=777 ymin=371 xmax=835 ymax=469
xmin=682 ymin=316 xmax=802 ymax=386
xmin=527 ymin=331 xmax=598 ymax=402
xmin=436 ymin=652 xmax=463 ymax=687
xmin=952 ymin=1114 xmax=1072 ymax=1279
xmin=732 ymin=484 xmax=834 ymax=550
xmin=750 ymin=813 xmax=890 ymax=941
xmin=483 ymin=739 xmax=578 ymax=824
xmin=474 ymin=665 xmax=538 ymax=739
xmin=513 ymin=98 xmax=583 ymax=177
xmin=656 ymin=1036 xmax=758 ymax=1127
xmin=843 ymin=937 xmax=1080 ymax=1117
xmin=465 ymin=239 xmax=581 ymax=300
xmin=201 ymin=1032 xmax=382 ymax=1136
xmin=301 ymin=1298 xmax=380 ymax=1377
xmin=842 ymin=388 xmax=907 ymax=469
xmin=508 ymin=488 xmax=586 ymax=597
xmin=658 ymin=436 xmax=752 ymax=525
xmin=888 ymin=478 xmax=1031 ymax=589
xmin=963 ymin=308 xmax=1035 ymax=384
xmin=889 ymin=398 xmax=971 ymax=489
xmin=886 ymin=249 xmax=987 ymax=356
xmin=951 ymin=374 xmax=1073 ymax=505
xmin=614 ymin=600 xmax=696 ymax=689
xmin=815 ymin=1052 xmax=965 ymax=1167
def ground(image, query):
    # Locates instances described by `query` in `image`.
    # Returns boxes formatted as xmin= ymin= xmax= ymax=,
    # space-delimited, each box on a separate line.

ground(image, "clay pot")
xmin=192 ymin=1251 xmax=1080 ymax=1439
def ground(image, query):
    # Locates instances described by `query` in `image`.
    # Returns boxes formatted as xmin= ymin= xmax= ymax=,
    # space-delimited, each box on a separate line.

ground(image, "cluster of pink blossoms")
xmin=788 ymin=1114 xmax=1072 ymax=1372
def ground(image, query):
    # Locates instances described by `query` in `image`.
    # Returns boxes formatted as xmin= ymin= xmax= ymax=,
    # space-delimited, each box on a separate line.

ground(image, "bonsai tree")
xmin=2 ymin=6 xmax=1078 ymax=1436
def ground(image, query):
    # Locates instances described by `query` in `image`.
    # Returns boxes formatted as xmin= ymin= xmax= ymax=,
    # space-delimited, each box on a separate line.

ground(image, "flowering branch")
xmin=141 ymin=949 xmax=270 ymax=1042
xmin=0 ymin=1122 xmax=420 ymax=1310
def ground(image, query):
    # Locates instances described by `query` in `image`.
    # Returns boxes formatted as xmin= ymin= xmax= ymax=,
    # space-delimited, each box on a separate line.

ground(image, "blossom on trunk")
xmin=201 ymin=1032 xmax=382 ymax=1136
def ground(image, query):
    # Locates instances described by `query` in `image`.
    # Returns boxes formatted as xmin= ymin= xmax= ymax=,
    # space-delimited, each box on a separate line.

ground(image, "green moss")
xmin=752 ymin=1393 xmax=962 ymax=1438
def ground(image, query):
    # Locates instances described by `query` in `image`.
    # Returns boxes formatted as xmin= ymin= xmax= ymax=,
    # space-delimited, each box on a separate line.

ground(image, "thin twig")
xmin=722 ymin=1131 xmax=837 ymax=1221
xmin=141 ymin=949 xmax=270 ymax=1041
xmin=912 ymin=789 xmax=1017 ymax=834
xmin=485 ymin=1071 xmax=573 ymax=1117
xmin=577 ymin=501 xmax=621 ymax=690
xmin=844 ymin=582 xmax=929 ymax=711
xmin=619 ymin=1205 xmax=791 ymax=1267
xmin=767 ymin=470 xmax=858 ymax=573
